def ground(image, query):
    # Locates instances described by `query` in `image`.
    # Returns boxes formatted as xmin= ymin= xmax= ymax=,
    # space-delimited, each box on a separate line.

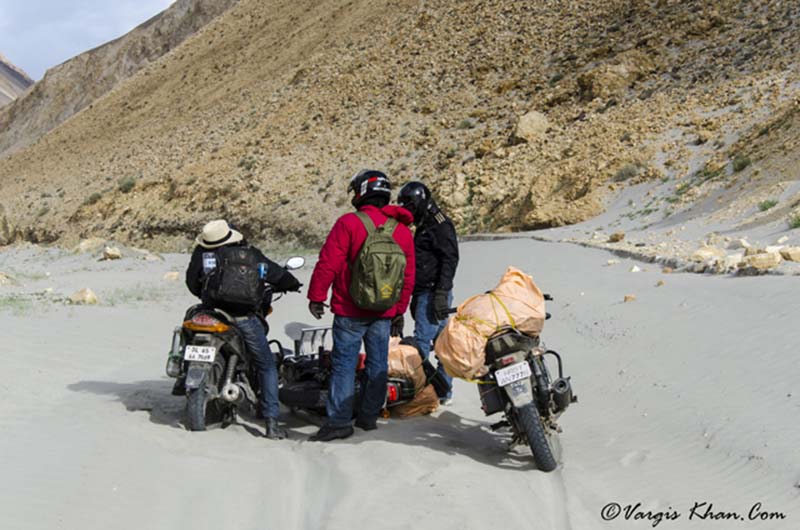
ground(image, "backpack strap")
xmin=356 ymin=211 xmax=399 ymax=234
xmin=356 ymin=212 xmax=376 ymax=234
xmin=383 ymin=217 xmax=399 ymax=234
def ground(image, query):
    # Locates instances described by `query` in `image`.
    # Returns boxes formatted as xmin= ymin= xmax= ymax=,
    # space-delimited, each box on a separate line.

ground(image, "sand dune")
xmin=1 ymin=239 xmax=798 ymax=529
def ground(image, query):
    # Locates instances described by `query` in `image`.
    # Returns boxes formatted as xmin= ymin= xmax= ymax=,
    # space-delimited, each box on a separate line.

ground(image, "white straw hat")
xmin=195 ymin=219 xmax=243 ymax=249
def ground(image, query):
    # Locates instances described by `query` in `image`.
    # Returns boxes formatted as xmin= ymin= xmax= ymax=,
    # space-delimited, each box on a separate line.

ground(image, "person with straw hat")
xmin=185 ymin=219 xmax=301 ymax=439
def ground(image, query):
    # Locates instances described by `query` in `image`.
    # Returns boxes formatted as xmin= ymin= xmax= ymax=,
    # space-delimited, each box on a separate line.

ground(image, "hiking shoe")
xmin=354 ymin=418 xmax=378 ymax=431
xmin=309 ymin=424 xmax=354 ymax=442
xmin=265 ymin=418 xmax=288 ymax=440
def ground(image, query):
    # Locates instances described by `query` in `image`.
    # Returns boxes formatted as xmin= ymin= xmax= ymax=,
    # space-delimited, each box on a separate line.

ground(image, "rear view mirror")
xmin=285 ymin=256 xmax=305 ymax=270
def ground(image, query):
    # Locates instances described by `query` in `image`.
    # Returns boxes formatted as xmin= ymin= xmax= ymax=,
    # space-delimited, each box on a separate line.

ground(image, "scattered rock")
xmin=687 ymin=262 xmax=708 ymax=274
xmin=513 ymin=111 xmax=550 ymax=143
xmin=73 ymin=238 xmax=106 ymax=254
xmin=577 ymin=50 xmax=656 ymax=101
xmin=722 ymin=253 xmax=744 ymax=270
xmin=779 ymin=247 xmax=800 ymax=262
xmin=744 ymin=247 xmax=765 ymax=257
xmin=776 ymin=236 xmax=789 ymax=245
xmin=623 ymin=294 xmax=637 ymax=303
xmin=101 ymin=246 xmax=123 ymax=260
xmin=692 ymin=128 xmax=712 ymax=145
xmin=0 ymin=272 xmax=17 ymax=286
xmin=608 ymin=231 xmax=625 ymax=243
xmin=630 ymin=265 xmax=641 ymax=273
xmin=163 ymin=271 xmax=180 ymax=281
xmin=655 ymin=280 xmax=665 ymax=287
xmin=130 ymin=247 xmax=165 ymax=261
xmin=662 ymin=267 xmax=674 ymax=274
xmin=765 ymin=245 xmax=784 ymax=254
xmin=70 ymin=288 xmax=99 ymax=305
xmin=605 ymin=259 xmax=620 ymax=266
xmin=728 ymin=238 xmax=752 ymax=250
xmin=742 ymin=252 xmax=782 ymax=271
xmin=691 ymin=246 xmax=725 ymax=262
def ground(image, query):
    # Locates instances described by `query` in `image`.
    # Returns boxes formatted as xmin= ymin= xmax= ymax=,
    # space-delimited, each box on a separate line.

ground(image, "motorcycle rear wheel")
xmin=186 ymin=384 xmax=223 ymax=431
xmin=517 ymin=403 xmax=558 ymax=472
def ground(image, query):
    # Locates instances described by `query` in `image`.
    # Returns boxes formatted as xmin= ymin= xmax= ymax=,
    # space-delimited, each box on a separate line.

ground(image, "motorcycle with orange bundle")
xmin=454 ymin=294 xmax=578 ymax=472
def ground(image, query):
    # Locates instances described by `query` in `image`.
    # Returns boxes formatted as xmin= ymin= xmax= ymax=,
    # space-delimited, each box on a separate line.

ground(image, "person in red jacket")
xmin=307 ymin=169 xmax=415 ymax=441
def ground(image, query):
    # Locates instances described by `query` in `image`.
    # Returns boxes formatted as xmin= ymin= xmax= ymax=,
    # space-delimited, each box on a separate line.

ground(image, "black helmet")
xmin=397 ymin=181 xmax=431 ymax=222
xmin=348 ymin=169 xmax=391 ymax=207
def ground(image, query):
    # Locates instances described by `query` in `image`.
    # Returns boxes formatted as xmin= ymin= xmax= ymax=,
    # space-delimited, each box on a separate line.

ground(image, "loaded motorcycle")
xmin=471 ymin=296 xmax=577 ymax=472
xmin=164 ymin=257 xmax=304 ymax=431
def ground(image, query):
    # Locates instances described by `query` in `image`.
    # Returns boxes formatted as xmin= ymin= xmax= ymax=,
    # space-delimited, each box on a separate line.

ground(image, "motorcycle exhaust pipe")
xmin=221 ymin=383 xmax=243 ymax=403
xmin=551 ymin=377 xmax=574 ymax=413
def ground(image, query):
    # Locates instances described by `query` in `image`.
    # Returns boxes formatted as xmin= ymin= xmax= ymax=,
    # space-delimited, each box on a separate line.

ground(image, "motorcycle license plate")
xmin=495 ymin=362 xmax=532 ymax=387
xmin=184 ymin=345 xmax=216 ymax=363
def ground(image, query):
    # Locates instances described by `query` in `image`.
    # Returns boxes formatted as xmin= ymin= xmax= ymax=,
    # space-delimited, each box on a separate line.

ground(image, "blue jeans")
xmin=235 ymin=315 xmax=280 ymax=419
xmin=327 ymin=315 xmax=391 ymax=427
xmin=413 ymin=290 xmax=454 ymax=399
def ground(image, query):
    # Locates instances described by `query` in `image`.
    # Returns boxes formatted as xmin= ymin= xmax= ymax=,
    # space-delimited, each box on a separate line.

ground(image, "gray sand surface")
xmin=2 ymin=239 xmax=798 ymax=529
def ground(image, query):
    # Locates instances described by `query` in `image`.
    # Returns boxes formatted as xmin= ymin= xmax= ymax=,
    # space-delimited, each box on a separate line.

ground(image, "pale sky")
xmin=0 ymin=0 xmax=174 ymax=80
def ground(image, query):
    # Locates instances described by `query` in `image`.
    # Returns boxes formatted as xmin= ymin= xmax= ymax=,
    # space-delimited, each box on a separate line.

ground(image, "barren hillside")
xmin=0 ymin=0 xmax=797 ymax=250
xmin=0 ymin=53 xmax=33 ymax=108
xmin=0 ymin=0 xmax=239 ymax=159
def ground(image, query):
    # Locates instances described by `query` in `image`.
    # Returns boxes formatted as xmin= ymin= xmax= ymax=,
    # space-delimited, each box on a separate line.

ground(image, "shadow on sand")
xmin=68 ymin=379 xmax=188 ymax=429
xmin=67 ymin=379 xmax=321 ymax=438
xmin=290 ymin=407 xmax=545 ymax=471
xmin=68 ymin=379 xmax=553 ymax=470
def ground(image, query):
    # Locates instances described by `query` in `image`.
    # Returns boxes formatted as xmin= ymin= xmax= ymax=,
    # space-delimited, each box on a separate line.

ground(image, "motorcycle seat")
xmin=485 ymin=327 xmax=539 ymax=364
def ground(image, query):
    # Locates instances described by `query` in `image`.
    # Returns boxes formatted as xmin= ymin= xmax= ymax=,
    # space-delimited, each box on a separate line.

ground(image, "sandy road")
xmin=1 ymin=239 xmax=798 ymax=530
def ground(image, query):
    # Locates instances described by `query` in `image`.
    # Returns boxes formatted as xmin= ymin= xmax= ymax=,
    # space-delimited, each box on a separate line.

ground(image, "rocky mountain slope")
xmin=0 ymin=53 xmax=33 ymax=108
xmin=0 ymin=0 xmax=239 ymax=159
xmin=0 ymin=0 xmax=798 ymax=251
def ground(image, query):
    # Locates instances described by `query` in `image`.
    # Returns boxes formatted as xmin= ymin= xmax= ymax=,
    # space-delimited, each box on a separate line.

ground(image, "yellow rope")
xmin=449 ymin=290 xmax=520 ymax=384
xmin=465 ymin=378 xmax=495 ymax=385
xmin=489 ymin=292 xmax=516 ymax=329
xmin=454 ymin=291 xmax=518 ymax=339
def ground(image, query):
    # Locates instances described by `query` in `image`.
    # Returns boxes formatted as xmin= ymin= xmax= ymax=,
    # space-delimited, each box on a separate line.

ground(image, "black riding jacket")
xmin=413 ymin=210 xmax=459 ymax=294
xmin=185 ymin=242 xmax=301 ymax=316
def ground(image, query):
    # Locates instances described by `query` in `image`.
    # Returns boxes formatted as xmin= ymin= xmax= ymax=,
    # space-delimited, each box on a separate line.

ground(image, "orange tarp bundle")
xmin=434 ymin=266 xmax=546 ymax=380
xmin=390 ymin=384 xmax=439 ymax=418
xmin=387 ymin=337 xmax=426 ymax=393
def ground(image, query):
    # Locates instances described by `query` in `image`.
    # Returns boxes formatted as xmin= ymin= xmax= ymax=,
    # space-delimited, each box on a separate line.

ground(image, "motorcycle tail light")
xmin=183 ymin=314 xmax=230 ymax=333
xmin=499 ymin=355 xmax=516 ymax=366
xmin=387 ymin=384 xmax=399 ymax=402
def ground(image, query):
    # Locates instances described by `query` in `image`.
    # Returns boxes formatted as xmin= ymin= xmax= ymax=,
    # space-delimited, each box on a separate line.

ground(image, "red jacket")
xmin=308 ymin=205 xmax=415 ymax=318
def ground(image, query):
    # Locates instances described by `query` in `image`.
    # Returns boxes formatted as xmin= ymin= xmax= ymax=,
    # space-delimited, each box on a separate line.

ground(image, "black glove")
xmin=390 ymin=314 xmax=404 ymax=337
xmin=308 ymin=301 xmax=326 ymax=320
xmin=432 ymin=290 xmax=450 ymax=321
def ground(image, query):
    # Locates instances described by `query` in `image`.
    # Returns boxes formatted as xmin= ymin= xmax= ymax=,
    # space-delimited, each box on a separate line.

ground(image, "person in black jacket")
xmin=185 ymin=219 xmax=301 ymax=439
xmin=397 ymin=182 xmax=459 ymax=404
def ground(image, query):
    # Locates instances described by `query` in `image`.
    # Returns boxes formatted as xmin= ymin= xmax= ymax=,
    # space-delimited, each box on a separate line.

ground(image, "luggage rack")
xmin=293 ymin=326 xmax=332 ymax=357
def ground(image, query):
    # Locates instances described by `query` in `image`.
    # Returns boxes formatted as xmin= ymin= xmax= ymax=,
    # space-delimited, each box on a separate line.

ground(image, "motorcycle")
xmin=471 ymin=295 xmax=577 ymax=472
xmin=164 ymin=256 xmax=305 ymax=431
xmin=275 ymin=327 xmax=422 ymax=416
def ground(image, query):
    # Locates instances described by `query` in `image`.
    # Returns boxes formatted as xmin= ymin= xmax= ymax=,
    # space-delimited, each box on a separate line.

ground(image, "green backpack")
xmin=350 ymin=212 xmax=407 ymax=312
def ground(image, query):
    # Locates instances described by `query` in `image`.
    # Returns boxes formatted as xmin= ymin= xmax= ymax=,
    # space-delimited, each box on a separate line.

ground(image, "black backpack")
xmin=202 ymin=245 xmax=265 ymax=309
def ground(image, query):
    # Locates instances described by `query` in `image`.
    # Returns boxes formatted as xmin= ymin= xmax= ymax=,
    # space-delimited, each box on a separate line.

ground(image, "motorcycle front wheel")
xmin=516 ymin=403 xmax=558 ymax=472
